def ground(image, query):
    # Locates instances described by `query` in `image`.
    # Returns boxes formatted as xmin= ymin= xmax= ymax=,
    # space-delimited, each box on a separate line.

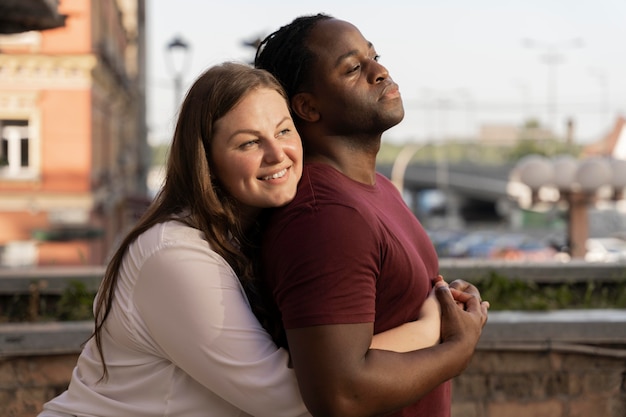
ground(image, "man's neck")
xmin=305 ymin=140 xmax=379 ymax=185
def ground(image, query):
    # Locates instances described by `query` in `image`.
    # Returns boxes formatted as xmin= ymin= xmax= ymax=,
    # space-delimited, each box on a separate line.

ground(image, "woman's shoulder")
xmin=124 ymin=220 xmax=232 ymax=290
xmin=139 ymin=220 xmax=203 ymax=247
xmin=128 ymin=220 xmax=208 ymax=266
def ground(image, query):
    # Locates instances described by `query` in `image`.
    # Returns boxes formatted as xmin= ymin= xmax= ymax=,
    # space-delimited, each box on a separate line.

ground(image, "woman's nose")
xmin=264 ymin=140 xmax=286 ymax=163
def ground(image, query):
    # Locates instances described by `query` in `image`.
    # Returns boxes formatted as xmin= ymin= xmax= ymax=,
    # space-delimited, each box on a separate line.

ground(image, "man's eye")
xmin=373 ymin=54 xmax=381 ymax=62
xmin=348 ymin=64 xmax=361 ymax=73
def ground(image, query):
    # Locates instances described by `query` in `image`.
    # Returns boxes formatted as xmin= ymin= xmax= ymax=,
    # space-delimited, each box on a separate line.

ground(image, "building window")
xmin=0 ymin=119 xmax=33 ymax=179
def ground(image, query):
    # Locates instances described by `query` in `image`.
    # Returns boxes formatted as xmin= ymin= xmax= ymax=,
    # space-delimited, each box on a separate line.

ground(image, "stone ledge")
xmin=439 ymin=259 xmax=626 ymax=283
xmin=2 ymin=262 xmax=626 ymax=297
xmin=2 ymin=309 xmax=625 ymax=358
xmin=0 ymin=320 xmax=92 ymax=358
xmin=480 ymin=309 xmax=626 ymax=345
xmin=0 ymin=265 xmax=104 ymax=294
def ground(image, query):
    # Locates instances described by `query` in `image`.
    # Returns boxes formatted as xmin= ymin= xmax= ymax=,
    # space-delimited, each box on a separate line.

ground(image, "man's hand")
xmin=434 ymin=280 xmax=489 ymax=362
xmin=449 ymin=279 xmax=490 ymax=312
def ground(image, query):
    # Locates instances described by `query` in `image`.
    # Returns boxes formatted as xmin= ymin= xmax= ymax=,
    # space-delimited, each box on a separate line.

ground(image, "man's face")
xmin=303 ymin=18 xmax=405 ymax=136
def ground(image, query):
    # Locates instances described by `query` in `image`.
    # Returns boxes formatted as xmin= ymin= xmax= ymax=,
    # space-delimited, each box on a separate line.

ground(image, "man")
xmin=255 ymin=14 xmax=489 ymax=417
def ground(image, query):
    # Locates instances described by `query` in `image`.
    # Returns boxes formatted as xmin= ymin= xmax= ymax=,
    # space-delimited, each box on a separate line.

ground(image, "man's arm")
xmin=286 ymin=282 xmax=488 ymax=417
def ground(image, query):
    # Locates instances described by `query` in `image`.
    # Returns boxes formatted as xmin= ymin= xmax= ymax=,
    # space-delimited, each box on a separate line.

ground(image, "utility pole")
xmin=523 ymin=38 xmax=583 ymax=136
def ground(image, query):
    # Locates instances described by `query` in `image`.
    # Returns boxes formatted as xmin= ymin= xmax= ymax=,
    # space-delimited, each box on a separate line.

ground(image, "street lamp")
xmin=512 ymin=78 xmax=531 ymax=123
xmin=588 ymin=67 xmax=610 ymax=129
xmin=165 ymin=35 xmax=191 ymax=111
xmin=523 ymin=38 xmax=583 ymax=135
xmin=391 ymin=143 xmax=425 ymax=193
xmin=508 ymin=154 xmax=626 ymax=259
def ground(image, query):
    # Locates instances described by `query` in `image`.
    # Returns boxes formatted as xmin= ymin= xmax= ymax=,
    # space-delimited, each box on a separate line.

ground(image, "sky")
xmin=146 ymin=0 xmax=626 ymax=146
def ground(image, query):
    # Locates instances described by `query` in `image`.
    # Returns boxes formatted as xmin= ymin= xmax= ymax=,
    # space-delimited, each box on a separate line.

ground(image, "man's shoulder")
xmin=264 ymin=165 xmax=368 ymax=237
xmin=302 ymin=163 xmax=346 ymax=185
xmin=291 ymin=163 xmax=357 ymax=203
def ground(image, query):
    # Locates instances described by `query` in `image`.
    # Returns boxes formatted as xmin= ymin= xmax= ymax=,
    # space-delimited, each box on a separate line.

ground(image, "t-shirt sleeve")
xmin=264 ymin=204 xmax=379 ymax=329
xmin=133 ymin=243 xmax=309 ymax=417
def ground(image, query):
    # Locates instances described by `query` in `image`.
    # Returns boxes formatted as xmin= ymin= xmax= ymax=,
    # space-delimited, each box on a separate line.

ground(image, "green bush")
xmin=2 ymin=273 xmax=624 ymax=322
xmin=476 ymin=272 xmax=626 ymax=310
xmin=0 ymin=280 xmax=95 ymax=322
xmin=56 ymin=281 xmax=95 ymax=321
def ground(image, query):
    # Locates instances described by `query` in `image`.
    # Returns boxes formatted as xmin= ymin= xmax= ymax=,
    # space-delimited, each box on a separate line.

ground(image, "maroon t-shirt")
xmin=262 ymin=163 xmax=451 ymax=417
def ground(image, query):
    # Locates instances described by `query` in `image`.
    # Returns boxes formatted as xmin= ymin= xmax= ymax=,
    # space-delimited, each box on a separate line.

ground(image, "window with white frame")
xmin=0 ymin=119 xmax=33 ymax=179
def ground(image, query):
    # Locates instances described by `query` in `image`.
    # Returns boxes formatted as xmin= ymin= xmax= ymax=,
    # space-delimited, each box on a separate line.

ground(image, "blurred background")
xmin=1 ymin=0 xmax=625 ymax=267
xmin=146 ymin=0 xmax=626 ymax=147
xmin=1 ymin=3 xmax=626 ymax=416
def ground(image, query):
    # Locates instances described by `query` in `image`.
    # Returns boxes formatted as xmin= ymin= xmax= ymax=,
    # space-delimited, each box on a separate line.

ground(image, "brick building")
xmin=0 ymin=0 xmax=148 ymax=267
xmin=583 ymin=115 xmax=626 ymax=159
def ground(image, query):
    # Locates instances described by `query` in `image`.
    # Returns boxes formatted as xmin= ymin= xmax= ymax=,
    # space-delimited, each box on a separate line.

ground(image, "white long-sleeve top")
xmin=40 ymin=220 xmax=309 ymax=417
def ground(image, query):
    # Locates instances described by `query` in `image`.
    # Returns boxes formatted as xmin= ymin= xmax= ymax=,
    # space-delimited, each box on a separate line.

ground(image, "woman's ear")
xmin=291 ymin=93 xmax=320 ymax=122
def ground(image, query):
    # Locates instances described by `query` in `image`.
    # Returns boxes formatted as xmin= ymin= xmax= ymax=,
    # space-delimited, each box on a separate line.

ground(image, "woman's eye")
xmin=239 ymin=140 xmax=258 ymax=149
xmin=277 ymin=128 xmax=291 ymax=137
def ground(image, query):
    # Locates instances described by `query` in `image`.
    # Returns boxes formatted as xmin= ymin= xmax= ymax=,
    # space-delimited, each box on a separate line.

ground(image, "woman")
xmin=39 ymin=62 xmax=441 ymax=417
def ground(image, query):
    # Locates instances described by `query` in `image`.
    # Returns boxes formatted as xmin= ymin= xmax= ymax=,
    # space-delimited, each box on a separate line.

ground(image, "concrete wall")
xmin=2 ymin=310 xmax=625 ymax=417
xmin=1 ymin=354 xmax=76 ymax=417
xmin=3 ymin=349 xmax=624 ymax=417
xmin=452 ymin=310 xmax=626 ymax=417
xmin=453 ymin=349 xmax=625 ymax=417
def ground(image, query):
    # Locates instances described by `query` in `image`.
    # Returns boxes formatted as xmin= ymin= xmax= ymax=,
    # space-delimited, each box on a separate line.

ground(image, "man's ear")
xmin=291 ymin=93 xmax=320 ymax=122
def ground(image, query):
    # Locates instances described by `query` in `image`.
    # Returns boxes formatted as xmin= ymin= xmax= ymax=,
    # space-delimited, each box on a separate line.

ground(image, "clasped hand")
xmin=432 ymin=276 xmax=489 ymax=348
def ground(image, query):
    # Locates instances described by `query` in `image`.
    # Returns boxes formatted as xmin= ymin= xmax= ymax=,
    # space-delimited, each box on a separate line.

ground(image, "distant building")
xmin=0 ymin=0 xmax=148 ymax=267
xmin=478 ymin=123 xmax=557 ymax=145
xmin=0 ymin=0 xmax=66 ymax=34
xmin=583 ymin=115 xmax=626 ymax=160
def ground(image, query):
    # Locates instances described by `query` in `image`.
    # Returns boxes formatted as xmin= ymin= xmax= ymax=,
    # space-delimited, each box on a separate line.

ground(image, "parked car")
xmin=585 ymin=238 xmax=626 ymax=263
xmin=439 ymin=230 xmax=563 ymax=261
xmin=444 ymin=231 xmax=500 ymax=258
xmin=427 ymin=229 xmax=467 ymax=258
xmin=488 ymin=234 xmax=561 ymax=261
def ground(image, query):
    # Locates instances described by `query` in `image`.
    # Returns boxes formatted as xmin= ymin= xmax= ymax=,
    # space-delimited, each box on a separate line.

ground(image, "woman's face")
xmin=211 ymin=87 xmax=302 ymax=215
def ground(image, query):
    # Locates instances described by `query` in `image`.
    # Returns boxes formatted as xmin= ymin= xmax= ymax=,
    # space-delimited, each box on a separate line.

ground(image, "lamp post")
xmin=523 ymin=38 xmax=583 ymax=134
xmin=588 ymin=67 xmax=610 ymax=129
xmin=165 ymin=35 xmax=191 ymax=111
xmin=512 ymin=78 xmax=530 ymax=123
xmin=391 ymin=143 xmax=425 ymax=193
xmin=508 ymin=155 xmax=626 ymax=259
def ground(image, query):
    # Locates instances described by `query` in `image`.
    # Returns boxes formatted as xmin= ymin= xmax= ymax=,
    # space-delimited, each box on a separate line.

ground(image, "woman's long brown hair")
xmin=92 ymin=62 xmax=288 ymax=380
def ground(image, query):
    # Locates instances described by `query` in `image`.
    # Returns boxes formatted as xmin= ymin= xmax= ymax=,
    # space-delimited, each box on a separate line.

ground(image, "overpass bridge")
xmin=377 ymin=161 xmax=516 ymax=227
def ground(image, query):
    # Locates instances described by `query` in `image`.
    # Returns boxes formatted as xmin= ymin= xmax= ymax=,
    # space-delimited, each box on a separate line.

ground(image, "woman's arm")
xmin=370 ymin=275 xmax=445 ymax=352
xmin=134 ymin=242 xmax=310 ymax=417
